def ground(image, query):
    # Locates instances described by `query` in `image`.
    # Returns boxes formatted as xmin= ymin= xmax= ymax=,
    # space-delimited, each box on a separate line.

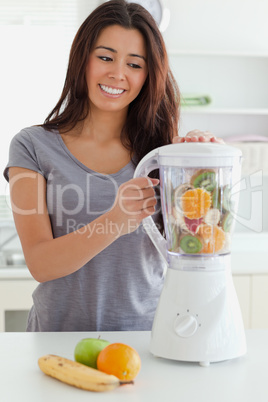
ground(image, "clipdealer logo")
xmin=230 ymin=170 xmax=263 ymax=233
xmin=5 ymin=169 xmax=265 ymax=233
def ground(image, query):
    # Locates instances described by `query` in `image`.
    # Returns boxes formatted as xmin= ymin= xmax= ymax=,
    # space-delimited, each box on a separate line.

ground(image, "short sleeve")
xmin=3 ymin=129 xmax=44 ymax=182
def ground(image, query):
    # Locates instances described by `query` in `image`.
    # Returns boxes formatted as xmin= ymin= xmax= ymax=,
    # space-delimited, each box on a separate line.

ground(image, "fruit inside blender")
xmin=165 ymin=167 xmax=236 ymax=255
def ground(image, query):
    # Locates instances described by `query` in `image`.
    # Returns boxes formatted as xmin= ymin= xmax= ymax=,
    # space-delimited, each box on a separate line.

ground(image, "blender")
xmin=134 ymin=142 xmax=247 ymax=366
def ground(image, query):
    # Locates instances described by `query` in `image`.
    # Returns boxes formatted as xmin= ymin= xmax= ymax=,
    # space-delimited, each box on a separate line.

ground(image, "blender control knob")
xmin=174 ymin=314 xmax=198 ymax=337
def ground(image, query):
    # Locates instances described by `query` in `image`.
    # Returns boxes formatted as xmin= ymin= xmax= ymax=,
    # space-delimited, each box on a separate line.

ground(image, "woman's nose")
xmin=108 ymin=61 xmax=126 ymax=81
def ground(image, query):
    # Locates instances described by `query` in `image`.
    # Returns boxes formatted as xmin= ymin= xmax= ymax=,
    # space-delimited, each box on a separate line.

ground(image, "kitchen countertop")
xmin=0 ymin=330 xmax=267 ymax=402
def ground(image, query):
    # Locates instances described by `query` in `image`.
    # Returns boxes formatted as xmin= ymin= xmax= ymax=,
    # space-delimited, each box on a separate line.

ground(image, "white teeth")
xmin=100 ymin=85 xmax=124 ymax=95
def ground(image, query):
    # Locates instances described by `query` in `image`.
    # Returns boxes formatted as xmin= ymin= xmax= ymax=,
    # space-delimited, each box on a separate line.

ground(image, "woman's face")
xmin=86 ymin=25 xmax=148 ymax=115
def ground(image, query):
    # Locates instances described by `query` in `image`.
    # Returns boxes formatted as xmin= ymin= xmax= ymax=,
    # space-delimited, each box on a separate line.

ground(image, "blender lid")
xmin=158 ymin=142 xmax=242 ymax=167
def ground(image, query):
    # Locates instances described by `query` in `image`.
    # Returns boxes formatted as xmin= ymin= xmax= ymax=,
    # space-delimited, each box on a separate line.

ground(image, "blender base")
xmin=199 ymin=361 xmax=210 ymax=367
xmin=150 ymin=256 xmax=247 ymax=365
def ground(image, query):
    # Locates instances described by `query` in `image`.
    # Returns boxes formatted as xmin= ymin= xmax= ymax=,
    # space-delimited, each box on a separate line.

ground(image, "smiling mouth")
xmin=99 ymin=84 xmax=125 ymax=95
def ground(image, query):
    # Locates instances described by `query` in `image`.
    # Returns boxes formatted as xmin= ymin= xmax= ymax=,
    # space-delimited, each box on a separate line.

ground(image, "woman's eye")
xmin=128 ymin=63 xmax=142 ymax=69
xmin=98 ymin=56 xmax=112 ymax=62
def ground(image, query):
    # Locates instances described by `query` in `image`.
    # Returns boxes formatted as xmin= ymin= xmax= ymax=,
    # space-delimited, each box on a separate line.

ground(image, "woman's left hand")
xmin=173 ymin=129 xmax=225 ymax=144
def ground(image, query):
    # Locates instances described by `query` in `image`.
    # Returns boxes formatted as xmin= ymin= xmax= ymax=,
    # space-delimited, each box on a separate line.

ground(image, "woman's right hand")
xmin=8 ymin=170 xmax=158 ymax=282
xmin=108 ymin=177 xmax=159 ymax=236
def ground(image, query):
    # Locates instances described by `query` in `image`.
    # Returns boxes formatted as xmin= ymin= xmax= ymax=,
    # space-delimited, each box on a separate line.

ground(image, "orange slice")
xmin=197 ymin=224 xmax=225 ymax=253
xmin=181 ymin=188 xmax=211 ymax=219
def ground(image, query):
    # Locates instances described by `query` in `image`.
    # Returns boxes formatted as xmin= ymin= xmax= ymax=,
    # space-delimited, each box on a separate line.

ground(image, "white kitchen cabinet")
xmin=251 ymin=275 xmax=268 ymax=328
xmin=233 ymin=274 xmax=268 ymax=330
xmin=163 ymin=0 xmax=268 ymax=55
xmin=168 ymin=52 xmax=268 ymax=139
xmin=0 ymin=276 xmax=37 ymax=332
xmin=162 ymin=0 xmax=268 ymax=139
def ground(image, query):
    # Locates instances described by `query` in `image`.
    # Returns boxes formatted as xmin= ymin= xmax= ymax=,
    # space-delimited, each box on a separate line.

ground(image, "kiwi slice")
xmin=212 ymin=188 xmax=220 ymax=209
xmin=222 ymin=185 xmax=231 ymax=212
xmin=179 ymin=234 xmax=203 ymax=254
xmin=221 ymin=212 xmax=233 ymax=232
xmin=191 ymin=169 xmax=216 ymax=192
xmin=169 ymin=224 xmax=179 ymax=251
xmin=212 ymin=186 xmax=231 ymax=212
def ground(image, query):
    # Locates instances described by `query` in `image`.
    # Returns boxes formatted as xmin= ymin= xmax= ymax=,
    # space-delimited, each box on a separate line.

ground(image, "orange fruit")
xmin=97 ymin=343 xmax=141 ymax=381
xmin=181 ymin=188 xmax=211 ymax=219
xmin=197 ymin=224 xmax=225 ymax=253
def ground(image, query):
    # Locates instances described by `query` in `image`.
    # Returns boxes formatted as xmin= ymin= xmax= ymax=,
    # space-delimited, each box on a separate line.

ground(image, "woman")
xmin=4 ymin=0 xmax=221 ymax=331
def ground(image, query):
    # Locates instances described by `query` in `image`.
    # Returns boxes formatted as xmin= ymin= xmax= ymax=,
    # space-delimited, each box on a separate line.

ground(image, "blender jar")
xmin=134 ymin=142 xmax=242 ymax=263
xmin=161 ymin=165 xmax=239 ymax=257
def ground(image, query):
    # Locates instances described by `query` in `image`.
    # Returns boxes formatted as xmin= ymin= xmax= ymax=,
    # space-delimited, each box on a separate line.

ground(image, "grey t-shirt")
xmin=4 ymin=126 xmax=165 ymax=331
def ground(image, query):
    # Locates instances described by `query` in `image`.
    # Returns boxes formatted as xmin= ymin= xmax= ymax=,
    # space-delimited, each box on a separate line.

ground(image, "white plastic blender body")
xmin=134 ymin=143 xmax=247 ymax=366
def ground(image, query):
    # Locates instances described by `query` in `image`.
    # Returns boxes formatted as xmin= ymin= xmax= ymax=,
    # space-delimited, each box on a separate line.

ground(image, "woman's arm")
xmin=9 ymin=167 xmax=158 ymax=283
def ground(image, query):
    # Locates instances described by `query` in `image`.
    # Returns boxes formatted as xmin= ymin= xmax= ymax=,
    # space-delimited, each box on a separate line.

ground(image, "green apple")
xmin=74 ymin=338 xmax=110 ymax=369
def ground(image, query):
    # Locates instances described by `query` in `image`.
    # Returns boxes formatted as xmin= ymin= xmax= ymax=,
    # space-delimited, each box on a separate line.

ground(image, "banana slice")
xmin=204 ymin=208 xmax=221 ymax=225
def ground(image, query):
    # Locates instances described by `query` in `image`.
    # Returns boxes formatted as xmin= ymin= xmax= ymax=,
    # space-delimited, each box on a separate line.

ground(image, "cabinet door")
xmin=0 ymin=279 xmax=37 ymax=332
xmin=232 ymin=275 xmax=251 ymax=329
xmin=251 ymin=275 xmax=268 ymax=328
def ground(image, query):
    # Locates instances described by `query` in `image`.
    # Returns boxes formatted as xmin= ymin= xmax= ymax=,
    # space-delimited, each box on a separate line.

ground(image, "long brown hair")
xmin=43 ymin=0 xmax=180 ymax=164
